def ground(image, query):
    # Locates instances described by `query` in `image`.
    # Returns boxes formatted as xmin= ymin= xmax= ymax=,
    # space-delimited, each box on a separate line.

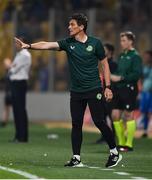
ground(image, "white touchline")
xmin=85 ymin=165 xmax=114 ymax=171
xmin=0 ymin=165 xmax=45 ymax=179
xmin=84 ymin=165 xmax=147 ymax=179
xmin=114 ymin=171 xmax=130 ymax=175
xmin=0 ymin=164 xmax=148 ymax=180
xmin=131 ymin=177 xmax=148 ymax=180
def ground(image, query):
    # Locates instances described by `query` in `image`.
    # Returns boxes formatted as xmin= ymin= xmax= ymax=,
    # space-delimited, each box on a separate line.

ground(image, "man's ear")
xmin=80 ymin=25 xmax=84 ymax=30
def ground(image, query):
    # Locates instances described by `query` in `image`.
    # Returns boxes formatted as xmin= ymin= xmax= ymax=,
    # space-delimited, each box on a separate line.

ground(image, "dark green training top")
xmin=114 ymin=49 xmax=142 ymax=87
xmin=57 ymin=36 xmax=106 ymax=92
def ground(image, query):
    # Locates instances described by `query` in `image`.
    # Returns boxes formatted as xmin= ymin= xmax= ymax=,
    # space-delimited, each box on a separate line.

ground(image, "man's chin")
xmin=69 ymin=32 xmax=75 ymax=37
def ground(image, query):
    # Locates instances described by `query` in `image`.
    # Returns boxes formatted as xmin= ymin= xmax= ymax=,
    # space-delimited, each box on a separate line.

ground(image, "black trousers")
xmin=11 ymin=80 xmax=28 ymax=142
xmin=70 ymin=88 xmax=116 ymax=155
xmin=103 ymin=100 xmax=115 ymax=134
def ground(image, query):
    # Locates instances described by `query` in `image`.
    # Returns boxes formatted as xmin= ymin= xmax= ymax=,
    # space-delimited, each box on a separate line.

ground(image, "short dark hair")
xmin=120 ymin=31 xmax=136 ymax=42
xmin=104 ymin=43 xmax=115 ymax=53
xmin=69 ymin=13 xmax=88 ymax=32
xmin=17 ymin=35 xmax=28 ymax=43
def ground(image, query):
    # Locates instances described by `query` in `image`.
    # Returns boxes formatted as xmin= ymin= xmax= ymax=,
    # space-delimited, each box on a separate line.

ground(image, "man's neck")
xmin=124 ymin=47 xmax=134 ymax=52
xmin=107 ymin=55 xmax=112 ymax=60
xmin=75 ymin=32 xmax=88 ymax=43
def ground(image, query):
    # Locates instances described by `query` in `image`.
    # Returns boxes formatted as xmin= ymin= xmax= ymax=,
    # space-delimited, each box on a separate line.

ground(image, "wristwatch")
xmin=27 ymin=44 xmax=31 ymax=49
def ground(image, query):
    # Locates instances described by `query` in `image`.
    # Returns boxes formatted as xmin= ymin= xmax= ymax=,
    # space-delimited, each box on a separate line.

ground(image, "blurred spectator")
xmin=139 ymin=50 xmax=152 ymax=137
xmin=0 ymin=58 xmax=12 ymax=127
xmin=9 ymin=37 xmax=32 ymax=143
xmin=0 ymin=0 xmax=152 ymax=92
xmin=54 ymin=53 xmax=69 ymax=91
xmin=37 ymin=57 xmax=49 ymax=92
xmin=104 ymin=43 xmax=117 ymax=74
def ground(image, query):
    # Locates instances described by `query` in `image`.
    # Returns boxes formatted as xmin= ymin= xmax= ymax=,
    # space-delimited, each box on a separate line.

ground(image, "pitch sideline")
xmin=0 ymin=165 xmax=45 ymax=179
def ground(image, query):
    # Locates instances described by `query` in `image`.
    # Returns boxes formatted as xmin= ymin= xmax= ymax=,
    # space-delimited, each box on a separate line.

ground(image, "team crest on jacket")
xmin=86 ymin=45 xmax=93 ymax=52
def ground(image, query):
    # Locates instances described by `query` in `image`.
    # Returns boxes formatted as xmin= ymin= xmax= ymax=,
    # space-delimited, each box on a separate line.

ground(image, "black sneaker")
xmin=0 ymin=122 xmax=7 ymax=127
xmin=105 ymin=153 xmax=122 ymax=168
xmin=64 ymin=157 xmax=84 ymax=167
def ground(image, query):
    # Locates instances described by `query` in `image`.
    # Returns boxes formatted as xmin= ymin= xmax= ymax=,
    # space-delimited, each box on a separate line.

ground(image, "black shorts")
xmin=70 ymin=87 xmax=105 ymax=123
xmin=4 ymin=92 xmax=12 ymax=106
xmin=112 ymin=84 xmax=138 ymax=111
xmin=71 ymin=87 xmax=103 ymax=101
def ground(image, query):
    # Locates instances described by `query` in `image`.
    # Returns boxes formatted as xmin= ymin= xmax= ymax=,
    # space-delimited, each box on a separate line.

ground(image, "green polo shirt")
xmin=57 ymin=36 xmax=106 ymax=92
xmin=114 ymin=49 xmax=142 ymax=87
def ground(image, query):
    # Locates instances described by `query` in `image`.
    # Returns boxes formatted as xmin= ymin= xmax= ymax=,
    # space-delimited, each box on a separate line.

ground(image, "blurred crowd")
xmin=0 ymin=0 xmax=152 ymax=92
xmin=0 ymin=0 xmax=152 ymax=137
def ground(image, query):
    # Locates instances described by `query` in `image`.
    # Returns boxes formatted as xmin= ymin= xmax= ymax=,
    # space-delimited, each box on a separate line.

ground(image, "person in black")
xmin=14 ymin=13 xmax=122 ymax=168
xmin=1 ymin=58 xmax=12 ymax=127
xmin=9 ymin=38 xmax=32 ymax=143
xmin=104 ymin=43 xmax=117 ymax=74
xmin=111 ymin=32 xmax=142 ymax=152
xmin=96 ymin=43 xmax=117 ymax=144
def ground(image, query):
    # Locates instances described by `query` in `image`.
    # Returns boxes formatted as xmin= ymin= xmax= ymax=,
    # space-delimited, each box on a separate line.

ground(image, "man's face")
xmin=16 ymin=42 xmax=21 ymax=51
xmin=104 ymin=46 xmax=112 ymax=59
xmin=15 ymin=39 xmax=22 ymax=51
xmin=68 ymin=19 xmax=83 ymax=36
xmin=120 ymin=36 xmax=132 ymax=50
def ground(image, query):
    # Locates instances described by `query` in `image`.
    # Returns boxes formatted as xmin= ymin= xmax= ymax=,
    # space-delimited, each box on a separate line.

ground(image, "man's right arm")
xmin=15 ymin=37 xmax=60 ymax=50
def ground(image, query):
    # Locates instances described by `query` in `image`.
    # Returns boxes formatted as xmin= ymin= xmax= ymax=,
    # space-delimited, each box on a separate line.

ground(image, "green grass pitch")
xmin=0 ymin=122 xmax=152 ymax=179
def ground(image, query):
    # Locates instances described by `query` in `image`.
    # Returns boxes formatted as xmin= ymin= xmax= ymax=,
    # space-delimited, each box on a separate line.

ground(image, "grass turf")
xmin=0 ymin=122 xmax=152 ymax=179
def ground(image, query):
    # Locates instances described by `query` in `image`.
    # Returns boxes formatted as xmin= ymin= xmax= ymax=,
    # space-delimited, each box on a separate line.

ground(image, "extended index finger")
xmin=14 ymin=37 xmax=22 ymax=44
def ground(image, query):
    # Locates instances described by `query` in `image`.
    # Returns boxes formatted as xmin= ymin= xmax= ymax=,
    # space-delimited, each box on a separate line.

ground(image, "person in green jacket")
xmin=111 ymin=31 xmax=142 ymax=152
xmin=14 ymin=13 xmax=122 ymax=168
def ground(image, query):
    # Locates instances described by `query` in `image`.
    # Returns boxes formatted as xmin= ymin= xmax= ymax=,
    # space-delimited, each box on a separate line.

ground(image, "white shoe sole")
xmin=107 ymin=154 xmax=122 ymax=168
xmin=73 ymin=162 xmax=84 ymax=167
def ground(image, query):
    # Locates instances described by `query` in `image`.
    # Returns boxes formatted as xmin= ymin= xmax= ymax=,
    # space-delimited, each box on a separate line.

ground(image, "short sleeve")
xmin=123 ymin=54 xmax=142 ymax=82
xmin=57 ymin=38 xmax=68 ymax=51
xmin=95 ymin=39 xmax=106 ymax=61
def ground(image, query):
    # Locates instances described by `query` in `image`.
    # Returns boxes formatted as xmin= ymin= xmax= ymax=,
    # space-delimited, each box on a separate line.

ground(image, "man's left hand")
xmin=104 ymin=88 xmax=113 ymax=102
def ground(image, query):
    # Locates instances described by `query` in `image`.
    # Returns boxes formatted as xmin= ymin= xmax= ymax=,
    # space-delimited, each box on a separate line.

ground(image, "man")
xmin=9 ymin=37 xmax=32 ymax=142
xmin=104 ymin=43 xmax=117 ymax=74
xmin=96 ymin=43 xmax=117 ymax=144
xmin=139 ymin=50 xmax=152 ymax=137
xmin=15 ymin=13 xmax=122 ymax=167
xmin=1 ymin=58 xmax=12 ymax=127
xmin=111 ymin=31 xmax=142 ymax=152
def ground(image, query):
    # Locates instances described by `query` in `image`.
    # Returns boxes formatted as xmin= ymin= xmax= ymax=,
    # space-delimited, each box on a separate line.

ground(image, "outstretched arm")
xmin=14 ymin=37 xmax=60 ymax=50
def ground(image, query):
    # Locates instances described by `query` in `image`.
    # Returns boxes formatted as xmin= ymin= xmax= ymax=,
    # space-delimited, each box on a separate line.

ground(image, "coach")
xmin=9 ymin=38 xmax=31 ymax=142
